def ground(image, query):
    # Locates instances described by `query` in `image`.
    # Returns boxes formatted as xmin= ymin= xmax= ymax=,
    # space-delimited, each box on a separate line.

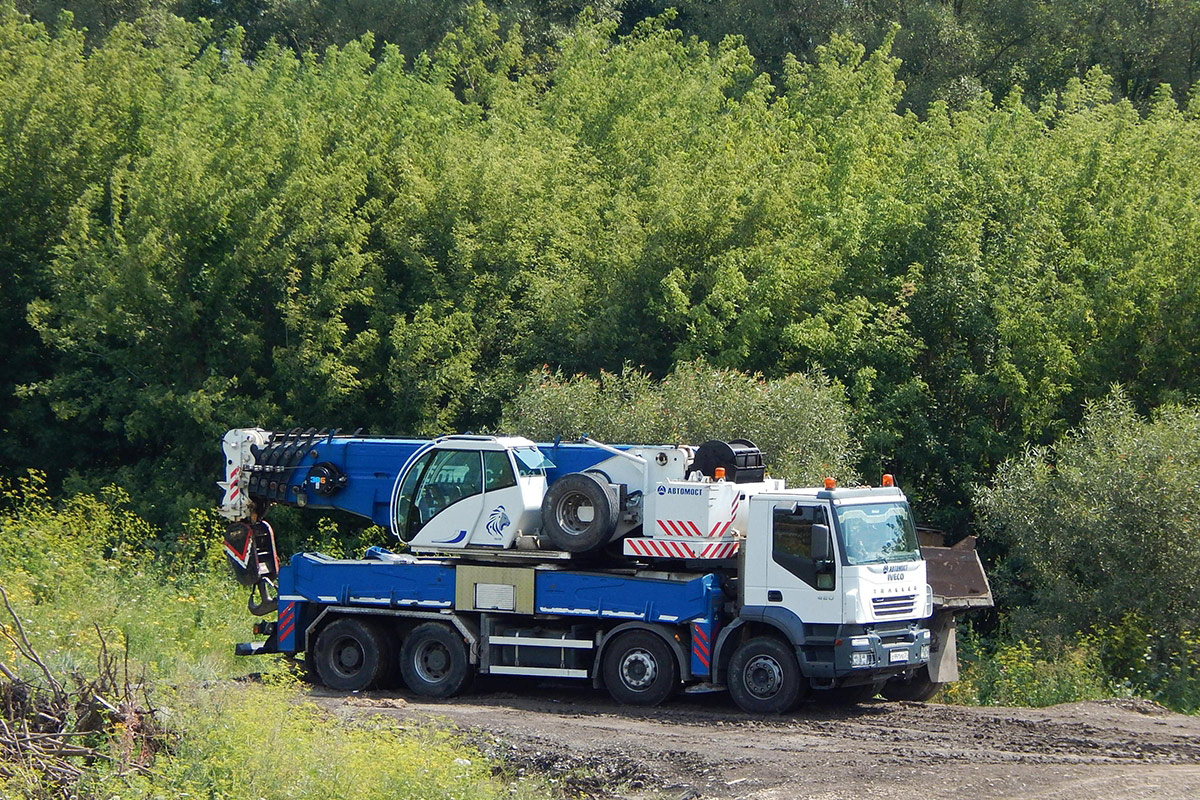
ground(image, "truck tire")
xmin=399 ymin=622 xmax=472 ymax=698
xmin=881 ymin=666 xmax=942 ymax=702
xmin=312 ymin=617 xmax=390 ymax=692
xmin=602 ymin=630 xmax=678 ymax=707
xmin=540 ymin=472 xmax=619 ymax=553
xmin=728 ymin=636 xmax=805 ymax=714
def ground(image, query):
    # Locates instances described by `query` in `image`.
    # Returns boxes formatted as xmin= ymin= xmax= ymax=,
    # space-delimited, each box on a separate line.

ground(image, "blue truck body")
xmin=274 ymin=550 xmax=723 ymax=680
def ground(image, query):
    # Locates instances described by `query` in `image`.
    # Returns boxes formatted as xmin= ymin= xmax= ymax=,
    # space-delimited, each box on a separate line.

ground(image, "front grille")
xmin=872 ymin=594 xmax=916 ymax=617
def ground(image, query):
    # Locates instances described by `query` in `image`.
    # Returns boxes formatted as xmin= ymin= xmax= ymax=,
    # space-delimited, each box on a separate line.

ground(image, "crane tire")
xmin=728 ymin=636 xmax=805 ymax=714
xmin=312 ymin=617 xmax=389 ymax=692
xmin=602 ymin=630 xmax=678 ymax=707
xmin=540 ymin=472 xmax=619 ymax=553
xmin=400 ymin=622 xmax=472 ymax=698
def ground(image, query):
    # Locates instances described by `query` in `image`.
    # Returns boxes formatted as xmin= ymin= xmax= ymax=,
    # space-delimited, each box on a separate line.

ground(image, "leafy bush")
xmin=503 ymin=361 xmax=860 ymax=486
xmin=942 ymin=626 xmax=1112 ymax=708
xmin=0 ymin=473 xmax=246 ymax=684
xmin=1088 ymin=614 xmax=1200 ymax=713
xmin=976 ymin=389 xmax=1200 ymax=644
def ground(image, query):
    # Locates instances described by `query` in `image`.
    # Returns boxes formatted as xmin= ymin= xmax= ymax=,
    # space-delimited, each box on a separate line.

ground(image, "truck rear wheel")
xmin=312 ymin=617 xmax=390 ymax=692
xmin=540 ymin=472 xmax=619 ymax=553
xmin=400 ymin=622 xmax=472 ymax=698
xmin=881 ymin=666 xmax=942 ymax=702
xmin=728 ymin=636 xmax=805 ymax=714
xmin=603 ymin=630 xmax=678 ymax=707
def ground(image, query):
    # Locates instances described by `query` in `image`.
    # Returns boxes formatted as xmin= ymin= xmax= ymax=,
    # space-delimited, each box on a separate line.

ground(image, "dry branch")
xmin=0 ymin=586 xmax=164 ymax=797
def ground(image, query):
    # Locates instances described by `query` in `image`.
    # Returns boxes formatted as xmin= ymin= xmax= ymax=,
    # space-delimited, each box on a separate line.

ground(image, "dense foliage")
xmin=505 ymin=362 xmax=859 ymax=486
xmin=976 ymin=391 xmax=1200 ymax=709
xmin=4 ymin=4 xmax=1200 ymax=537
xmin=20 ymin=1 xmax=1200 ymax=111
xmin=980 ymin=390 xmax=1200 ymax=641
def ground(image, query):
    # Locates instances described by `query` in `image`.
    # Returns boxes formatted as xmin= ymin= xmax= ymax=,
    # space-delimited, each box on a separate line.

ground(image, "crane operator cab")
xmin=390 ymin=436 xmax=553 ymax=551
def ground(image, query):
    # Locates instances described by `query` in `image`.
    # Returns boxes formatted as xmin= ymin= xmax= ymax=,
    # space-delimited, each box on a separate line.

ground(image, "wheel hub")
xmin=745 ymin=655 xmax=783 ymax=698
xmin=415 ymin=642 xmax=451 ymax=682
xmin=333 ymin=637 xmax=364 ymax=675
xmin=621 ymin=649 xmax=657 ymax=690
xmin=557 ymin=492 xmax=596 ymax=534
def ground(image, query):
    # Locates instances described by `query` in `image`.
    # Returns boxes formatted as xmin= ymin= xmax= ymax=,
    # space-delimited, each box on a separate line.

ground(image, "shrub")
xmin=503 ymin=361 xmax=860 ymax=486
xmin=975 ymin=389 xmax=1200 ymax=644
xmin=1088 ymin=614 xmax=1200 ymax=713
xmin=942 ymin=628 xmax=1112 ymax=707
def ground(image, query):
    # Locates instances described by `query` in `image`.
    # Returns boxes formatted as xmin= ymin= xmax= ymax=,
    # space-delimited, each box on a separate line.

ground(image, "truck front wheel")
xmin=603 ymin=630 xmax=678 ymax=706
xmin=728 ymin=636 xmax=805 ymax=714
xmin=400 ymin=623 xmax=472 ymax=698
xmin=312 ymin=617 xmax=390 ymax=692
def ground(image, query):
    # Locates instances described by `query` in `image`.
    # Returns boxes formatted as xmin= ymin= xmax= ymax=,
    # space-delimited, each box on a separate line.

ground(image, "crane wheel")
xmin=312 ymin=617 xmax=390 ymax=692
xmin=399 ymin=623 xmax=472 ymax=698
xmin=602 ymin=630 xmax=678 ymax=707
xmin=540 ymin=472 xmax=619 ymax=553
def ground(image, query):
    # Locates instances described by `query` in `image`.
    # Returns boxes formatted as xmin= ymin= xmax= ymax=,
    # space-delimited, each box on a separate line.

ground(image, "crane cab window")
xmin=394 ymin=449 xmax=484 ymax=541
xmin=484 ymin=450 xmax=517 ymax=491
xmin=772 ymin=504 xmax=833 ymax=591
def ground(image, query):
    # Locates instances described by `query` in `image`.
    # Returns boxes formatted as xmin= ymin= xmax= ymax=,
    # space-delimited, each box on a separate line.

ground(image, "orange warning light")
xmin=881 ymin=474 xmax=895 ymax=487
xmin=823 ymin=477 xmax=837 ymax=490
xmin=714 ymin=467 xmax=726 ymax=480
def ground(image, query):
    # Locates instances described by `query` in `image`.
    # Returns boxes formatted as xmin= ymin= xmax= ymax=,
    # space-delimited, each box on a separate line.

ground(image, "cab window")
xmin=483 ymin=450 xmax=517 ymax=491
xmin=394 ymin=449 xmax=483 ymax=541
xmin=772 ymin=504 xmax=833 ymax=591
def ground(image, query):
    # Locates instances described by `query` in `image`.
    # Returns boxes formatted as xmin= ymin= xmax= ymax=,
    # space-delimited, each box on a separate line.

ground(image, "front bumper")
xmin=798 ymin=622 xmax=930 ymax=686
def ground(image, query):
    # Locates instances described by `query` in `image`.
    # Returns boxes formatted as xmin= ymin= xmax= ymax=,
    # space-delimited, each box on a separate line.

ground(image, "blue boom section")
xmin=537 ymin=441 xmax=635 ymax=483
xmin=254 ymin=435 xmax=636 ymax=528
xmin=257 ymin=437 xmax=428 ymax=526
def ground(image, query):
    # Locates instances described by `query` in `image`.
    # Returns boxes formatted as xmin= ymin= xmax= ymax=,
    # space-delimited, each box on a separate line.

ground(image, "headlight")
xmin=924 ymin=584 xmax=934 ymax=617
xmin=920 ymin=644 xmax=931 ymax=661
xmin=850 ymin=637 xmax=871 ymax=647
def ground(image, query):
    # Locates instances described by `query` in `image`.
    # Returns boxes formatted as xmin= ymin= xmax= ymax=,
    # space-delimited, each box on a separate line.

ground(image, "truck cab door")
xmin=744 ymin=499 xmax=841 ymax=625
xmin=396 ymin=449 xmax=487 ymax=548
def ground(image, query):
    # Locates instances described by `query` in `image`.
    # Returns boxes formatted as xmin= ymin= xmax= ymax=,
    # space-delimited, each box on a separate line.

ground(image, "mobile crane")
xmin=218 ymin=428 xmax=990 ymax=711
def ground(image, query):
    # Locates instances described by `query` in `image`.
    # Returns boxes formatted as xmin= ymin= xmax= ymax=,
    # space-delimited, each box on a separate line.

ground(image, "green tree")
xmin=977 ymin=389 xmax=1200 ymax=641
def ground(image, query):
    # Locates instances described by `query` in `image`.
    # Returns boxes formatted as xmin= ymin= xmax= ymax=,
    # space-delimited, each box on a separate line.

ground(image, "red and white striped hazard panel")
xmin=623 ymin=538 xmax=740 ymax=559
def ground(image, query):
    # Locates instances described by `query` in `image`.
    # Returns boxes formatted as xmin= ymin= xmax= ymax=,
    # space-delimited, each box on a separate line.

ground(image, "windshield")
xmin=835 ymin=502 xmax=920 ymax=565
xmin=513 ymin=446 xmax=555 ymax=476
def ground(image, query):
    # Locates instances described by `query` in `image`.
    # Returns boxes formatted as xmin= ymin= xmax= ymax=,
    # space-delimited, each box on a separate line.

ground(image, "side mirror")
xmin=811 ymin=523 xmax=833 ymax=562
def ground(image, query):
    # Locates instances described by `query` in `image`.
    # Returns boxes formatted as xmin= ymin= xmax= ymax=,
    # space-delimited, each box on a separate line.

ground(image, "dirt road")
xmin=318 ymin=683 xmax=1200 ymax=799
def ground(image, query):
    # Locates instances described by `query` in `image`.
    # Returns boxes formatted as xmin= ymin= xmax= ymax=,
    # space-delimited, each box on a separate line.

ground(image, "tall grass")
xmin=0 ymin=475 xmax=550 ymax=800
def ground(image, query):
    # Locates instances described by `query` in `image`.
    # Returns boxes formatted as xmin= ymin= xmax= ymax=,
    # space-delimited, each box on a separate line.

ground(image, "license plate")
xmin=889 ymin=650 xmax=909 ymax=664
